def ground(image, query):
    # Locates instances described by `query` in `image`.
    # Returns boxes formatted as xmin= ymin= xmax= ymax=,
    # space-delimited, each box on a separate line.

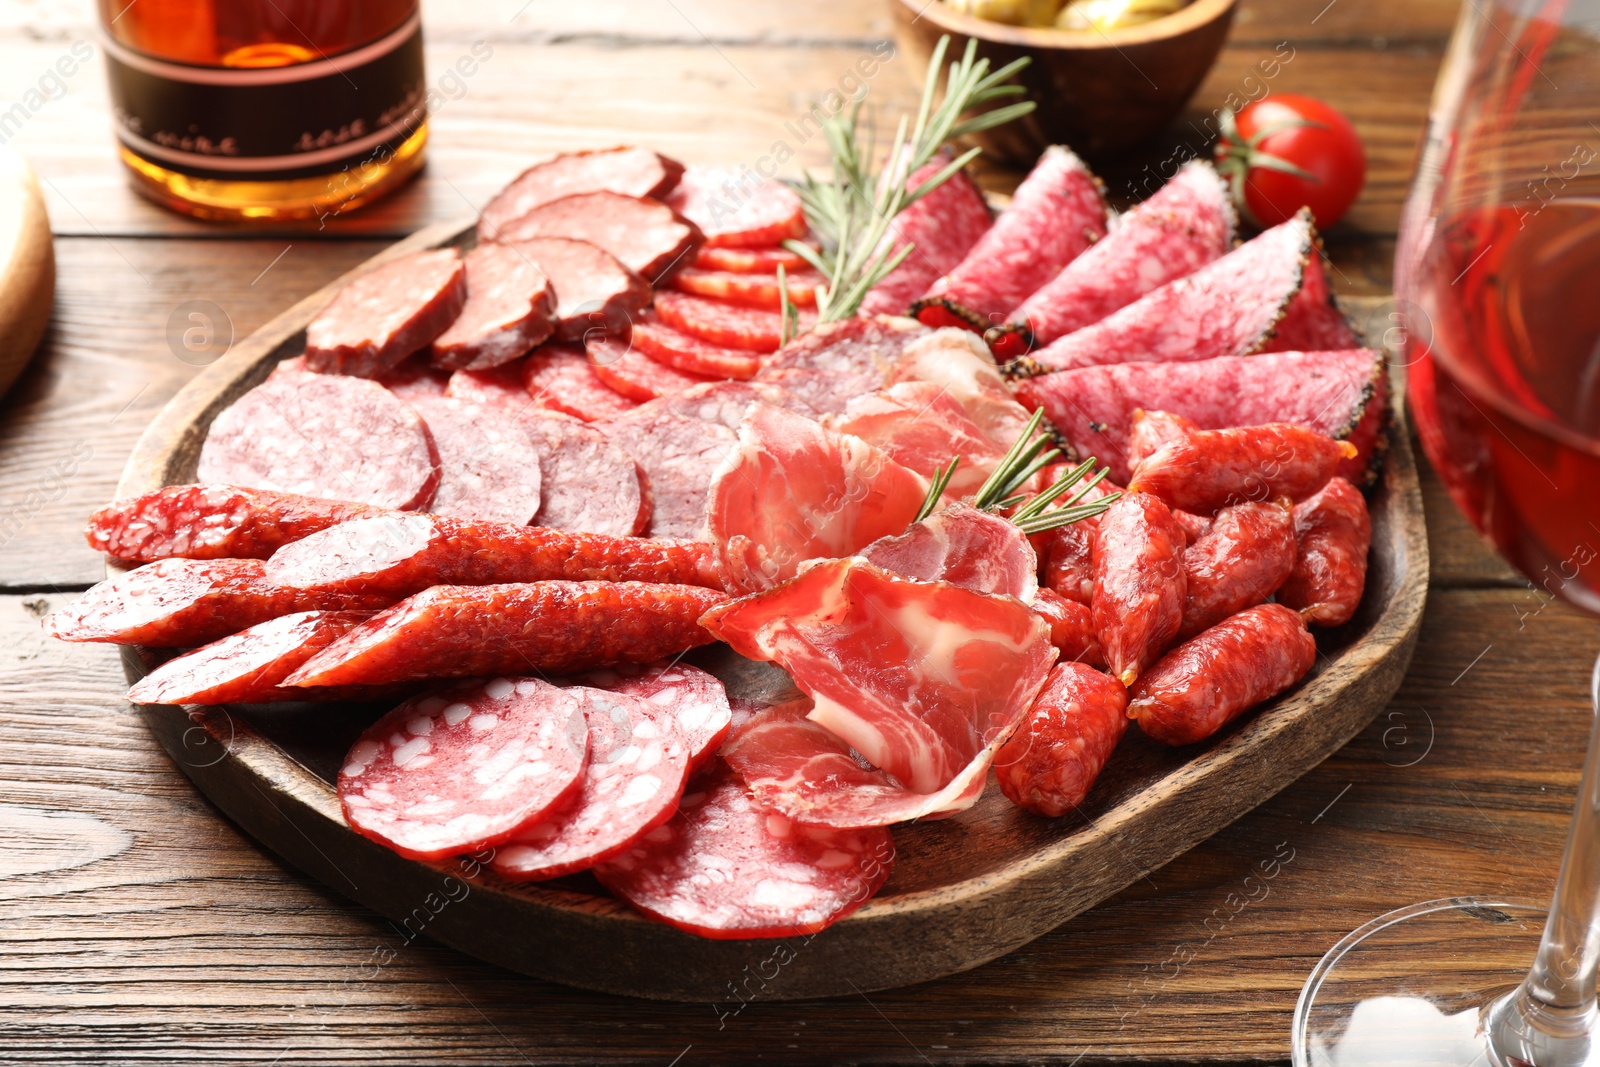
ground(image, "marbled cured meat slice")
xmin=490 ymin=685 xmax=693 ymax=880
xmin=995 ymin=160 xmax=1234 ymax=356
xmin=594 ymin=759 xmax=893 ymax=939
xmin=197 ymin=373 xmax=441 ymax=510
xmin=594 ymin=408 xmax=737 ymax=539
xmin=705 ymin=404 xmax=928 ymax=593
xmin=478 ymin=147 xmax=684 ymax=241
xmin=379 ymin=356 xmax=452 ymax=401
xmin=304 ymin=249 xmax=468 ymax=378
xmin=701 ymin=557 xmax=1057 ymax=794
xmin=914 ymin=146 xmax=1108 ymax=330
xmin=85 ymin=485 xmax=385 ymax=563
xmin=338 ymin=677 xmax=590 ymax=860
xmin=429 ymin=243 xmax=555 ymax=371
xmin=510 ymin=237 xmax=651 ymax=343
xmin=859 ymin=502 xmax=1038 ymax=602
xmin=586 ymin=335 xmax=716 ymax=402
xmin=1261 ymin=252 xmax=1362 ymax=353
xmin=668 ymin=266 xmax=825 ymax=310
xmin=522 ymin=343 xmax=640 ymax=422
xmin=829 ymin=381 xmax=1007 ymax=500
xmin=881 ymin=328 xmax=1034 ymax=453
xmin=753 ymin=315 xmax=926 ymax=415
xmin=495 ymin=191 xmax=701 ymax=282
xmin=1014 ymin=349 xmax=1389 ymax=484
xmin=662 ymin=166 xmax=807 ymax=248
xmin=1024 ymin=210 xmax=1313 ymax=374
xmin=408 ymin=398 xmax=544 ymax=525
xmin=860 ymin=162 xmax=992 ymax=317
xmin=570 ymin=662 xmax=733 ymax=767
xmin=518 ymin=413 xmax=649 ymax=537
xmin=629 ymin=311 xmax=763 ymax=380
xmin=623 ymin=380 xmax=816 ymax=431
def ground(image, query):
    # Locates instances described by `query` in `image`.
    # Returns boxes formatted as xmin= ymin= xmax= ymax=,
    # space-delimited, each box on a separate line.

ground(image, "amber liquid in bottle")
xmin=99 ymin=0 xmax=427 ymax=222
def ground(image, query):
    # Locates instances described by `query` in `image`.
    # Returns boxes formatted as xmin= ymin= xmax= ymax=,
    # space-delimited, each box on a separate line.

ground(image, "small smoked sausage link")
xmin=1126 ymin=408 xmax=1198 ymax=468
xmin=1178 ymin=500 xmax=1297 ymax=639
xmin=1032 ymin=588 xmax=1104 ymax=669
xmin=1128 ymin=422 xmax=1355 ymax=515
xmin=1129 ymin=603 xmax=1317 ymax=746
xmin=1092 ymin=492 xmax=1187 ymax=687
xmin=995 ymin=662 xmax=1130 ymax=817
xmin=1276 ymin=476 xmax=1371 ymax=627
xmin=1038 ymin=519 xmax=1096 ymax=606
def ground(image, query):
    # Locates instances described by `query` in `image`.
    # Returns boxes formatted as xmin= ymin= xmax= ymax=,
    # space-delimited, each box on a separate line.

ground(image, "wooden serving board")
xmin=114 ymin=217 xmax=1429 ymax=1002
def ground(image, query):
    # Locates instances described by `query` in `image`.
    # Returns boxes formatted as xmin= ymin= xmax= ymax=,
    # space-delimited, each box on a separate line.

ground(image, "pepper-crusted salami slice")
xmin=594 ymin=407 xmax=737 ymax=539
xmin=522 ymin=342 xmax=641 ymax=421
xmin=519 ymin=413 xmax=649 ymax=537
xmin=1015 ymin=349 xmax=1388 ymax=484
xmin=1032 ymin=587 xmax=1104 ymax=668
xmin=653 ymin=290 xmax=812 ymax=354
xmin=1128 ymin=409 xmax=1199 ymax=469
xmin=914 ymin=145 xmax=1108 ymax=330
xmin=43 ymin=558 xmax=393 ymax=647
xmin=663 ymin=166 xmax=807 ymax=248
xmin=995 ymin=661 xmax=1129 ymax=817
xmin=429 ymin=244 xmax=555 ymax=371
xmin=305 ymin=249 xmax=468 ymax=378
xmin=478 ymin=147 xmax=685 ymax=241
xmin=198 ymin=373 xmax=441 ymax=510
xmin=1276 ymin=476 xmax=1371 ymax=627
xmin=1179 ymin=500 xmax=1297 ymax=639
xmin=264 ymin=513 xmax=719 ymax=600
xmin=594 ymin=760 xmax=894 ymax=939
xmin=694 ymin=243 xmax=814 ymax=274
xmin=1024 ymin=210 xmax=1312 ymax=375
xmin=495 ymin=191 xmax=701 ymax=282
xmin=994 ymin=160 xmax=1233 ymax=356
xmin=572 ymin=662 xmax=733 ymax=766
xmin=510 ymin=237 xmax=651 ymax=342
xmin=287 ymin=582 xmax=728 ymax=687
xmin=1129 ymin=423 xmax=1356 ymax=514
xmin=127 ymin=610 xmax=382 ymax=705
xmin=1092 ymin=492 xmax=1187 ymax=686
xmin=407 ymin=398 xmax=544 ymax=525
xmin=629 ymin=311 xmax=763 ymax=380
xmin=586 ymin=335 xmax=716 ymax=402
xmin=339 ymin=677 xmax=590 ymax=860
xmin=669 ymin=266 xmax=824 ymax=309
xmin=86 ymin=485 xmax=385 ymax=563
xmin=1130 ymin=603 xmax=1318 ymax=746
xmin=1261 ymin=246 xmax=1362 ymax=354
xmin=860 ymin=161 xmax=992 ymax=317
xmin=491 ymin=685 xmax=693 ymax=880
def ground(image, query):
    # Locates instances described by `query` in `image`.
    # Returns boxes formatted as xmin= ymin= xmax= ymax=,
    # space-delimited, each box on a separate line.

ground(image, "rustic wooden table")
xmin=0 ymin=0 xmax=1588 ymax=1062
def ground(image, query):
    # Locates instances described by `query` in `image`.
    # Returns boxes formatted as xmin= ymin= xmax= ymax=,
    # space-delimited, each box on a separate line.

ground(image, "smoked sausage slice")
xmin=305 ymin=248 xmax=467 ymax=377
xmin=429 ymin=243 xmax=555 ymax=371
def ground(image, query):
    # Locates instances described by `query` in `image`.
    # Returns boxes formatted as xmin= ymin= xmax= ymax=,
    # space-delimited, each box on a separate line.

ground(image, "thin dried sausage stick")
xmin=1126 ymin=408 xmax=1198 ymax=469
xmin=1276 ymin=477 xmax=1371 ymax=627
xmin=1092 ymin=492 xmax=1187 ymax=687
xmin=85 ymin=485 xmax=386 ymax=563
xmin=1032 ymin=588 xmax=1105 ymax=669
xmin=995 ymin=662 xmax=1129 ymax=817
xmin=1128 ymin=422 xmax=1357 ymax=515
xmin=1178 ymin=500 xmax=1297 ymax=639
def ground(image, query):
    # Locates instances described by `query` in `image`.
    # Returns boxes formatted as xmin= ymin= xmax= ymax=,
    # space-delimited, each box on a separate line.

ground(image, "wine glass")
xmin=1292 ymin=0 xmax=1600 ymax=1064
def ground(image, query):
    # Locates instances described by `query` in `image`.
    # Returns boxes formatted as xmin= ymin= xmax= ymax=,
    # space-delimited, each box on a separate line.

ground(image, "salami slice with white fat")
xmin=520 ymin=413 xmax=650 ymax=536
xmin=429 ymin=244 xmax=556 ymax=371
xmin=338 ymin=676 xmax=590 ymax=860
xmin=522 ymin=343 xmax=640 ymax=422
xmin=198 ymin=373 xmax=441 ymax=510
xmin=594 ymin=759 xmax=893 ymax=939
xmin=490 ymin=686 xmax=693 ymax=881
xmin=379 ymin=356 xmax=451 ymax=400
xmin=408 ymin=398 xmax=544 ymax=525
xmin=509 ymin=237 xmax=651 ymax=342
xmin=572 ymin=661 xmax=733 ymax=765
xmin=662 ymin=165 xmax=808 ymax=248
xmin=478 ymin=147 xmax=684 ymax=242
xmin=305 ymin=248 xmax=468 ymax=378
xmin=594 ymin=406 xmax=737 ymax=539
xmin=494 ymin=191 xmax=701 ymax=282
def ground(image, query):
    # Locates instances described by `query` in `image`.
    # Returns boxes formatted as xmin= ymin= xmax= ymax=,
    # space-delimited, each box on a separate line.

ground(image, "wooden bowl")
xmin=890 ymin=0 xmax=1238 ymax=163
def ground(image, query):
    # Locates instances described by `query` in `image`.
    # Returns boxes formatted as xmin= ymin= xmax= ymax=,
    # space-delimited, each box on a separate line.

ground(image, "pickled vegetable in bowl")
xmin=940 ymin=0 xmax=1188 ymax=30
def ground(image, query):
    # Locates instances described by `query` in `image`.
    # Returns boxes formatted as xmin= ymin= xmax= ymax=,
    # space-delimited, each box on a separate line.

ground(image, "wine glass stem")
xmin=1488 ymin=653 xmax=1600 ymax=1064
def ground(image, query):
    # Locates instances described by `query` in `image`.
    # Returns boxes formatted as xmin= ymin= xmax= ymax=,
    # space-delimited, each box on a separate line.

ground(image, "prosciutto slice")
xmin=883 ymin=329 xmax=1033 ymax=452
xmin=705 ymin=404 xmax=928 ymax=593
xmin=701 ymin=557 xmax=1056 ymax=795
xmin=829 ymin=382 xmax=1007 ymax=499
xmin=859 ymin=502 xmax=1037 ymax=602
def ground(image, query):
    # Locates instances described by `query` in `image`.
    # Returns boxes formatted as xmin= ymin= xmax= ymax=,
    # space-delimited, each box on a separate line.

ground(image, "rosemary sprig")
xmin=914 ymin=456 xmax=961 ymax=523
xmin=786 ymin=35 xmax=1036 ymax=324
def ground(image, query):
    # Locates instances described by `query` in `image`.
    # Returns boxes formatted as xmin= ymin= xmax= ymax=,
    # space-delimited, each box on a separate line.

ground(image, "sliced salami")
xmin=86 ymin=485 xmax=385 ymax=563
xmin=586 ymin=335 xmax=716 ymax=401
xmin=490 ymin=685 xmax=693 ymax=881
xmin=752 ymin=367 xmax=869 ymax=417
xmin=509 ymin=237 xmax=651 ymax=342
xmin=629 ymin=311 xmax=762 ymax=381
xmin=994 ymin=159 xmax=1234 ymax=357
xmin=305 ymin=248 xmax=468 ymax=378
xmin=1015 ymin=348 xmax=1389 ymax=483
xmin=1261 ymin=251 xmax=1362 ymax=353
xmin=914 ymin=145 xmax=1108 ymax=330
xmin=594 ymin=407 xmax=738 ymax=539
xmin=1024 ymin=210 xmax=1313 ymax=374
xmin=594 ymin=760 xmax=893 ymax=939
xmin=653 ymin=290 xmax=811 ymax=354
xmin=197 ymin=373 xmax=441 ymax=510
xmin=445 ymin=362 xmax=530 ymax=412
xmin=668 ymin=266 xmax=824 ymax=309
xmin=694 ymin=243 xmax=814 ymax=274
xmin=522 ymin=342 xmax=641 ymax=422
xmin=478 ymin=147 xmax=684 ymax=242
xmin=662 ymin=166 xmax=807 ymax=248
xmin=859 ymin=162 xmax=992 ymax=317
xmin=338 ymin=677 xmax=590 ymax=860
xmin=571 ymin=662 xmax=733 ymax=765
xmin=429 ymin=244 xmax=555 ymax=371
xmin=378 ymin=355 xmax=452 ymax=400
xmin=625 ymin=380 xmax=816 ymax=431
xmin=519 ymin=413 xmax=649 ymax=536
xmin=408 ymin=397 xmax=544 ymax=525
xmin=494 ymin=191 xmax=701 ymax=282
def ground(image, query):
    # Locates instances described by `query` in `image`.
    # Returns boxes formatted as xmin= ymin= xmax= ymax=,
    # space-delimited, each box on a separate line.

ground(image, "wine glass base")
xmin=1293 ymin=898 xmax=1552 ymax=1066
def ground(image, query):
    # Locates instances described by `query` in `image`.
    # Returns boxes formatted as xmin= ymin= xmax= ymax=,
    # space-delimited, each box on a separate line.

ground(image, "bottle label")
xmin=102 ymin=11 xmax=426 ymax=181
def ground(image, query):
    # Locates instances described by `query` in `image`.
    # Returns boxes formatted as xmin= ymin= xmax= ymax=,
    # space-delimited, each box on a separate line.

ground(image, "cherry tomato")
xmin=1215 ymin=94 xmax=1366 ymax=230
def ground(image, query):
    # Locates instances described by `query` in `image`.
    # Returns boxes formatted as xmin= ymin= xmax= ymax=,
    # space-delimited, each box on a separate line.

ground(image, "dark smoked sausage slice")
xmin=429 ymin=243 xmax=555 ymax=371
xmin=477 ymin=147 xmax=685 ymax=242
xmin=305 ymin=248 xmax=467 ymax=378
xmin=197 ymin=373 xmax=441 ymax=511
xmin=494 ymin=191 xmax=701 ymax=282
xmin=510 ymin=237 xmax=651 ymax=342
xmin=85 ymin=485 xmax=386 ymax=563
xmin=408 ymin=398 xmax=545 ymax=525
xmin=338 ymin=677 xmax=591 ymax=860
xmin=522 ymin=342 xmax=641 ymax=422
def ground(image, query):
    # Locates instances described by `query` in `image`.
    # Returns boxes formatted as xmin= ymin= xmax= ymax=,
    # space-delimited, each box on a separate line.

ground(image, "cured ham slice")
xmin=859 ymin=502 xmax=1037 ymax=602
xmin=701 ymin=556 xmax=1057 ymax=794
xmin=883 ymin=329 xmax=1033 ymax=452
xmin=829 ymin=381 xmax=1006 ymax=500
xmin=705 ymin=404 xmax=927 ymax=593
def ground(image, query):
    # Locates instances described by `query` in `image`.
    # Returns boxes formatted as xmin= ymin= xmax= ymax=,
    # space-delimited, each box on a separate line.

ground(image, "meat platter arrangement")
xmin=45 ymin=52 xmax=1423 ymax=993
